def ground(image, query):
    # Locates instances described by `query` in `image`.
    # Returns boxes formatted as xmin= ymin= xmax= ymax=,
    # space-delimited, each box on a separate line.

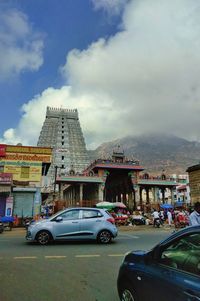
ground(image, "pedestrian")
xmin=152 ymin=209 xmax=160 ymax=227
xmin=167 ymin=210 xmax=172 ymax=227
xmin=189 ymin=202 xmax=200 ymax=226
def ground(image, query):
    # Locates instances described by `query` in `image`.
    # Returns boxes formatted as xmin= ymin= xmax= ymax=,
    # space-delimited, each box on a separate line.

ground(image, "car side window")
xmin=159 ymin=233 xmax=200 ymax=276
xmin=82 ymin=210 xmax=102 ymax=219
xmin=59 ymin=210 xmax=80 ymax=220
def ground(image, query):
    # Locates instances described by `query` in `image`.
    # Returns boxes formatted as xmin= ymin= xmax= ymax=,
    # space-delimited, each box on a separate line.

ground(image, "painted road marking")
xmin=75 ymin=254 xmax=100 ymax=258
xmin=119 ymin=234 xmax=139 ymax=239
xmin=1 ymin=254 xmax=127 ymax=260
xmin=14 ymin=256 xmax=37 ymax=259
xmin=45 ymin=256 xmax=67 ymax=259
xmin=108 ymin=254 xmax=124 ymax=257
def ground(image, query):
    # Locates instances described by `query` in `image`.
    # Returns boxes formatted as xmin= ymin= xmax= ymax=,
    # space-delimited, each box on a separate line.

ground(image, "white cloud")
xmin=0 ymin=9 xmax=44 ymax=80
xmin=2 ymin=0 xmax=200 ymax=149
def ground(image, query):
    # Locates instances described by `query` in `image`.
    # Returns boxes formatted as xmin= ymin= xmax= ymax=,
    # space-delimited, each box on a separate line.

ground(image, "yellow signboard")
xmin=6 ymin=145 xmax=52 ymax=155
xmin=4 ymin=165 xmax=42 ymax=181
xmin=0 ymin=153 xmax=51 ymax=163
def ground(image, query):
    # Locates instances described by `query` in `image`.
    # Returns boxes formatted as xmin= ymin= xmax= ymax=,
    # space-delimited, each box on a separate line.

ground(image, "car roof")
xmin=158 ymin=225 xmax=200 ymax=246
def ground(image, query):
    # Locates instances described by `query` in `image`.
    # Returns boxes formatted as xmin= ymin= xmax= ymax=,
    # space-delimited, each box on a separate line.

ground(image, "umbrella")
xmin=112 ymin=202 xmax=127 ymax=208
xmin=160 ymin=203 xmax=173 ymax=209
xmin=96 ymin=201 xmax=115 ymax=209
xmin=174 ymin=201 xmax=183 ymax=207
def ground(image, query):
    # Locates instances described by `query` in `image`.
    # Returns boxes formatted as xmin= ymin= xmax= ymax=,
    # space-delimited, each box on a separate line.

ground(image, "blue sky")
xmin=1 ymin=0 xmax=200 ymax=149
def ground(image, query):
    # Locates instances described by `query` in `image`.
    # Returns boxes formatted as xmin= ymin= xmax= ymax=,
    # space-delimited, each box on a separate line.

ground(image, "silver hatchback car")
xmin=26 ymin=207 xmax=118 ymax=245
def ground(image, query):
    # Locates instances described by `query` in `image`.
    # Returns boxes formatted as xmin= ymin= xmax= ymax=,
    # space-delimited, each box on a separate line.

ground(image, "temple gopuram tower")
xmin=37 ymin=107 xmax=90 ymax=188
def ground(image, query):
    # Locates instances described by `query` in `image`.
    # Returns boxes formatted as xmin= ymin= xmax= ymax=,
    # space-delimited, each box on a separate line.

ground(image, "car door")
xmin=143 ymin=232 xmax=200 ymax=301
xmin=79 ymin=209 xmax=103 ymax=238
xmin=53 ymin=209 xmax=81 ymax=240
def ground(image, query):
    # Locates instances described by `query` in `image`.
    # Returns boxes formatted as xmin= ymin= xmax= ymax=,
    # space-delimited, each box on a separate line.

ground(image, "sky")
xmin=1 ymin=0 xmax=200 ymax=150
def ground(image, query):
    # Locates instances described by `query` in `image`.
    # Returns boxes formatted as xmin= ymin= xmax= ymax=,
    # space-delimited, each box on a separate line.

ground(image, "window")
xmin=82 ymin=210 xmax=103 ymax=219
xmin=60 ymin=210 xmax=80 ymax=220
xmin=21 ymin=167 xmax=30 ymax=179
xmin=159 ymin=233 xmax=200 ymax=276
xmin=0 ymin=166 xmax=4 ymax=172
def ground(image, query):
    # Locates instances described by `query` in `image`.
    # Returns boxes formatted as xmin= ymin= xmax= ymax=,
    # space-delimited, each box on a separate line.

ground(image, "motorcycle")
xmin=0 ymin=221 xmax=4 ymax=233
xmin=154 ymin=218 xmax=161 ymax=228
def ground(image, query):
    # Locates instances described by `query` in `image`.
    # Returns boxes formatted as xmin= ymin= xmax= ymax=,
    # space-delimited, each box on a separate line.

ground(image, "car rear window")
xmin=82 ymin=209 xmax=103 ymax=219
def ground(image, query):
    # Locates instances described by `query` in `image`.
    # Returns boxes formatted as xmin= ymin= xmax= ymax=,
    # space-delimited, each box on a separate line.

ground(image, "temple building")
xmin=54 ymin=147 xmax=178 ymax=212
xmin=37 ymin=107 xmax=90 ymax=192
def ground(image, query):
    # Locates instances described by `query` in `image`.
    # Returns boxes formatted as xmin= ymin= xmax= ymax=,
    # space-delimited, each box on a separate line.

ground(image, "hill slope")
xmin=89 ymin=134 xmax=200 ymax=175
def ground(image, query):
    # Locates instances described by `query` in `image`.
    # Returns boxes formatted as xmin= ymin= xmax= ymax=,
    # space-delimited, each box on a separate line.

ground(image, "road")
xmin=0 ymin=226 xmax=173 ymax=301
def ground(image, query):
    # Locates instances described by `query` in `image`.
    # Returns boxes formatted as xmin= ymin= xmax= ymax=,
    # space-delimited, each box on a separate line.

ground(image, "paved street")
xmin=0 ymin=226 xmax=173 ymax=301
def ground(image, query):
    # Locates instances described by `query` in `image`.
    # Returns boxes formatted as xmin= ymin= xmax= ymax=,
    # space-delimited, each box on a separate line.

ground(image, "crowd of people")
xmin=150 ymin=201 xmax=200 ymax=228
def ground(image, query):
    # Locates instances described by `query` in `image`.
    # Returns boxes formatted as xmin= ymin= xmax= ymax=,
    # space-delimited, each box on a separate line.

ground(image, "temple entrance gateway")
xmin=104 ymin=170 xmax=135 ymax=207
xmin=54 ymin=148 xmax=177 ymax=212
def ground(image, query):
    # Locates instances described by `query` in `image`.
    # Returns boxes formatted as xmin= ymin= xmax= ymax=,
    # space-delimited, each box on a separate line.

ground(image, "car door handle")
xmin=72 ymin=221 xmax=78 ymax=224
xmin=184 ymin=290 xmax=200 ymax=300
xmin=96 ymin=220 xmax=101 ymax=222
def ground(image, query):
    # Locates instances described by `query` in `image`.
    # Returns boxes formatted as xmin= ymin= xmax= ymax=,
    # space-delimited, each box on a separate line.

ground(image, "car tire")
xmin=97 ymin=230 xmax=112 ymax=244
xmin=120 ymin=284 xmax=138 ymax=301
xmin=36 ymin=230 xmax=52 ymax=245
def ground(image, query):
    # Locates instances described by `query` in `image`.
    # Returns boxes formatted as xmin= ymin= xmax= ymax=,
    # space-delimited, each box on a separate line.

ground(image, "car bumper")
xmin=26 ymin=230 xmax=34 ymax=241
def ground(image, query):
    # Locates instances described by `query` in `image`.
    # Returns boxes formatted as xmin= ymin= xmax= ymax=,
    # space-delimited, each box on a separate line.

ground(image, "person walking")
xmin=167 ymin=210 xmax=172 ymax=227
xmin=189 ymin=202 xmax=200 ymax=226
xmin=152 ymin=209 xmax=160 ymax=227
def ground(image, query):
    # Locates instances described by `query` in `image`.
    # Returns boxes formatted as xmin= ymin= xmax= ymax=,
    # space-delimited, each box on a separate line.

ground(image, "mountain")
xmin=88 ymin=134 xmax=200 ymax=175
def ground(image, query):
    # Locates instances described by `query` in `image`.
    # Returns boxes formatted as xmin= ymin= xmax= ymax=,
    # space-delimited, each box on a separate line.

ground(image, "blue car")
xmin=117 ymin=225 xmax=200 ymax=301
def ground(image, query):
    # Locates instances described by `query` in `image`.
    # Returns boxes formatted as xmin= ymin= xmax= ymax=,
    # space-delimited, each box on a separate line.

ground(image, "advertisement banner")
xmin=0 ymin=144 xmax=6 ymax=157
xmin=5 ymin=196 xmax=13 ymax=216
xmin=33 ymin=188 xmax=41 ymax=216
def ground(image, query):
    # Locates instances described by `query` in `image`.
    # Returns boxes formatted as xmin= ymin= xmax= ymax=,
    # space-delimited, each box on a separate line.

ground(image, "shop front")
xmin=13 ymin=187 xmax=40 ymax=218
xmin=0 ymin=173 xmax=12 ymax=216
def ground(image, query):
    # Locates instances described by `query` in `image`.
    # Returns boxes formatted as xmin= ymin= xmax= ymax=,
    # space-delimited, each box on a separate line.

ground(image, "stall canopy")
xmin=160 ymin=203 xmax=173 ymax=209
xmin=96 ymin=201 xmax=115 ymax=209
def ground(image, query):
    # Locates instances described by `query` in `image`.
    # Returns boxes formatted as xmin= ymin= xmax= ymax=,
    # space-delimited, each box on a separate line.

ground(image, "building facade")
xmin=186 ymin=164 xmax=200 ymax=204
xmin=37 ymin=107 xmax=90 ymax=193
xmin=0 ymin=144 xmax=52 ymax=218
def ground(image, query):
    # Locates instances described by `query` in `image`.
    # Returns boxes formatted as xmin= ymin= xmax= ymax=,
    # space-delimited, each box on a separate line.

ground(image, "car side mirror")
xmin=55 ymin=216 xmax=63 ymax=222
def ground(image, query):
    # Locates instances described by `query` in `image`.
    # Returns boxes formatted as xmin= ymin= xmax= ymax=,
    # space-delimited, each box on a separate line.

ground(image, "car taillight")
xmin=107 ymin=217 xmax=115 ymax=224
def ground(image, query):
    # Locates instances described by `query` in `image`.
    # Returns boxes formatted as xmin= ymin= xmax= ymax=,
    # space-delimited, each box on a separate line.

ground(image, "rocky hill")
xmin=88 ymin=134 xmax=200 ymax=175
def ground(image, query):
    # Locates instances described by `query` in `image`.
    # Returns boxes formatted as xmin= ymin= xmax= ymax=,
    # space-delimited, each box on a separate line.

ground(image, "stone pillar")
xmin=153 ymin=187 xmax=158 ymax=203
xmin=98 ymin=184 xmax=104 ymax=202
xmin=171 ymin=187 xmax=175 ymax=204
xmin=134 ymin=185 xmax=140 ymax=208
xmin=146 ymin=188 xmax=150 ymax=204
xmin=80 ymin=184 xmax=83 ymax=202
xmin=161 ymin=188 xmax=165 ymax=203
xmin=60 ymin=183 xmax=64 ymax=200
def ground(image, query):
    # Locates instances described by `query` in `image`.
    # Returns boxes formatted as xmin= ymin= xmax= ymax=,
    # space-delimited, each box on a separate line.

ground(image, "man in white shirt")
xmin=189 ymin=202 xmax=200 ymax=226
xmin=152 ymin=209 xmax=160 ymax=227
xmin=167 ymin=210 xmax=172 ymax=226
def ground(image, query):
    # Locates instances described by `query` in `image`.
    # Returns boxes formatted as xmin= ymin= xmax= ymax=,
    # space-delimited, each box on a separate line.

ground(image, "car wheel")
xmin=120 ymin=285 xmax=138 ymax=301
xmin=36 ymin=230 xmax=52 ymax=245
xmin=97 ymin=230 xmax=112 ymax=244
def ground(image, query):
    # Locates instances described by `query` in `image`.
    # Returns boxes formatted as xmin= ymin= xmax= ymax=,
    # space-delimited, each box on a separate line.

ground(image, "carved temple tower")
xmin=37 ymin=107 xmax=90 ymax=189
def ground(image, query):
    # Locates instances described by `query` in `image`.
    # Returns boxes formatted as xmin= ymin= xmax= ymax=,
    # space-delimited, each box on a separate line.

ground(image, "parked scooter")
xmin=0 ymin=221 xmax=4 ymax=233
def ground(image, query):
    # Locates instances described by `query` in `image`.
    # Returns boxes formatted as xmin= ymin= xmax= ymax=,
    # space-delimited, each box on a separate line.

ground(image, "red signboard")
xmin=0 ymin=144 xmax=6 ymax=157
xmin=0 ymin=173 xmax=12 ymax=184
